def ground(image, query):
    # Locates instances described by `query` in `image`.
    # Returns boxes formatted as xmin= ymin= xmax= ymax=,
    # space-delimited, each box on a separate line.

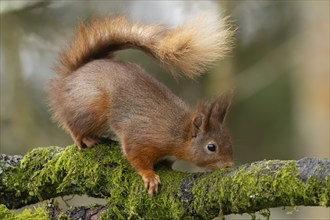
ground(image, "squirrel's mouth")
xmin=203 ymin=161 xmax=234 ymax=171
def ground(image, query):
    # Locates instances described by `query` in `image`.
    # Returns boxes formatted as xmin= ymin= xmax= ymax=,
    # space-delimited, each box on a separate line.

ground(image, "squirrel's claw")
xmin=74 ymin=136 xmax=101 ymax=151
xmin=82 ymin=137 xmax=100 ymax=148
xmin=142 ymin=173 xmax=161 ymax=196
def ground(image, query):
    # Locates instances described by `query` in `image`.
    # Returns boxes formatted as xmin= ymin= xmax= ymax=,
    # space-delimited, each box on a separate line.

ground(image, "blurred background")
xmin=0 ymin=0 xmax=329 ymax=219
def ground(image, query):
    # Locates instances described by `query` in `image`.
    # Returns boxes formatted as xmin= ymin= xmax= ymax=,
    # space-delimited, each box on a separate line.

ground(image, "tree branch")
xmin=0 ymin=144 xmax=329 ymax=219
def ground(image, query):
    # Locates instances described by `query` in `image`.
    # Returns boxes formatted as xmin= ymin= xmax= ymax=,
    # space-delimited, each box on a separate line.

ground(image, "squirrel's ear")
xmin=214 ymin=92 xmax=232 ymax=123
xmin=192 ymin=114 xmax=204 ymax=137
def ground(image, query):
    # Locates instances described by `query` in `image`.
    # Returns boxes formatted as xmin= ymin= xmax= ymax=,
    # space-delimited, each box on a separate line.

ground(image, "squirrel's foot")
xmin=140 ymin=170 xmax=161 ymax=195
xmin=75 ymin=136 xmax=101 ymax=150
xmin=82 ymin=136 xmax=101 ymax=148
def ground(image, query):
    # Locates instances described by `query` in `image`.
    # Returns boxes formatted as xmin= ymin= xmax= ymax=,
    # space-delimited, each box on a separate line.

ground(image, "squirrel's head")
xmin=187 ymin=92 xmax=234 ymax=170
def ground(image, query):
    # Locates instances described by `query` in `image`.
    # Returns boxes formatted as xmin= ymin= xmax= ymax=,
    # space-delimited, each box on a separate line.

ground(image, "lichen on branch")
xmin=0 ymin=144 xmax=329 ymax=219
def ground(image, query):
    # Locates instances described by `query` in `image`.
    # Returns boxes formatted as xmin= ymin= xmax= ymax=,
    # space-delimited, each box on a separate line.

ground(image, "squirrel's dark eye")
xmin=207 ymin=144 xmax=216 ymax=152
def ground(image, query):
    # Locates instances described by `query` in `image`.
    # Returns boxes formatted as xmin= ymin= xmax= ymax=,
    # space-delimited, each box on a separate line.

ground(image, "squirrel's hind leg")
xmin=60 ymin=95 xmax=110 ymax=150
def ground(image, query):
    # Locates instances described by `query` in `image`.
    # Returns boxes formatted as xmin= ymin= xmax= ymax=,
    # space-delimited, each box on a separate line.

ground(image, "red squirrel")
xmin=48 ymin=15 xmax=234 ymax=195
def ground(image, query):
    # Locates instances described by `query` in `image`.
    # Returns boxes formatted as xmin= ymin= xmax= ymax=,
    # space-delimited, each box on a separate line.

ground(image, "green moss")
xmin=0 ymin=204 xmax=15 ymax=219
xmin=2 ymin=144 xmax=188 ymax=218
xmin=258 ymin=209 xmax=270 ymax=220
xmin=1 ymin=145 xmax=329 ymax=219
xmin=101 ymin=166 xmax=186 ymax=219
xmin=1 ymin=146 xmax=65 ymax=207
xmin=2 ymin=144 xmax=131 ymax=208
xmin=192 ymin=160 xmax=330 ymax=219
xmin=0 ymin=204 xmax=50 ymax=220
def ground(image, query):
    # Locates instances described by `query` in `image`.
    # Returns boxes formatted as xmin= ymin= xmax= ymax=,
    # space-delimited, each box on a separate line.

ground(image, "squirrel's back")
xmin=49 ymin=59 xmax=190 ymax=145
xmin=57 ymin=15 xmax=233 ymax=78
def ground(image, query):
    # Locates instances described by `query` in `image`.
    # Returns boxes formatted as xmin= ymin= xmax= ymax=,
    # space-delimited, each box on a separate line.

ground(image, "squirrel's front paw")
xmin=141 ymin=171 xmax=161 ymax=195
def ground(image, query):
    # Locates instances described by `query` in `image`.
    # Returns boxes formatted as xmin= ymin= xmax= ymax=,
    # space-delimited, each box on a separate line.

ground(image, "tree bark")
xmin=0 ymin=144 xmax=329 ymax=219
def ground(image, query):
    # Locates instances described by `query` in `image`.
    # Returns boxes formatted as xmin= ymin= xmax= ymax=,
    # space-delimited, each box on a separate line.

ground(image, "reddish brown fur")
xmin=48 ymin=15 xmax=234 ymax=195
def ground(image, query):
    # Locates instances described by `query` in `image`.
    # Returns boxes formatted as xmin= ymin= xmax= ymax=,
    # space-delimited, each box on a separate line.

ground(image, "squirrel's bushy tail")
xmin=58 ymin=15 xmax=234 ymax=78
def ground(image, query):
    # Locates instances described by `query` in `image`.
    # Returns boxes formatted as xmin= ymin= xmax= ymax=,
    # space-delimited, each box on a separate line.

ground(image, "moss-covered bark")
xmin=0 ymin=204 xmax=50 ymax=220
xmin=0 ymin=144 xmax=329 ymax=219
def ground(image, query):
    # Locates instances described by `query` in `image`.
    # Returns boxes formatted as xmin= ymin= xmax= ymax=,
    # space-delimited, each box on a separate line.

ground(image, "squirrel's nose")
xmin=222 ymin=161 xmax=234 ymax=168
xmin=214 ymin=161 xmax=234 ymax=169
xmin=225 ymin=161 xmax=234 ymax=168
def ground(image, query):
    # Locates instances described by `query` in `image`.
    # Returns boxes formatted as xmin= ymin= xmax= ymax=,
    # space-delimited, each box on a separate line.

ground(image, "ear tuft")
xmin=214 ymin=92 xmax=233 ymax=123
xmin=192 ymin=114 xmax=204 ymax=137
